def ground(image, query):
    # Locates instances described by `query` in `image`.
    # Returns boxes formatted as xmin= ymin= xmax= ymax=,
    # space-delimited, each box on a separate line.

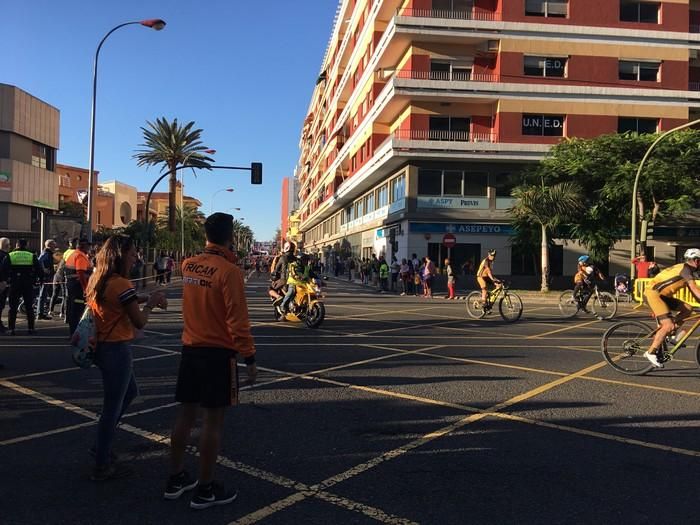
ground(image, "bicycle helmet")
xmin=683 ymin=248 xmax=700 ymax=260
xmin=283 ymin=241 xmax=296 ymax=254
xmin=487 ymin=250 xmax=497 ymax=257
xmin=578 ymin=255 xmax=590 ymax=264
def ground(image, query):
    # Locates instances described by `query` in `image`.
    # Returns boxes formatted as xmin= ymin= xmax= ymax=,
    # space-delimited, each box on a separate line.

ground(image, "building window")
xmin=376 ymin=184 xmax=388 ymax=208
xmin=433 ymin=0 xmax=474 ymax=13
xmin=429 ymin=116 xmax=471 ymax=141
xmin=620 ymin=1 xmax=660 ymax=23
xmin=443 ymin=171 xmax=463 ymax=196
xmin=491 ymin=173 xmax=522 ymax=197
xmin=31 ymin=142 xmax=47 ymax=169
xmin=464 ymin=172 xmax=488 ymax=197
xmin=618 ymin=117 xmax=658 ymax=134
xmin=522 ymin=114 xmax=565 ymax=136
xmin=430 ymin=60 xmax=473 ymax=81
xmin=525 ymin=0 xmax=568 ymax=18
xmin=97 ymin=211 xmax=102 ymax=225
xmin=418 ymin=169 xmax=443 ymax=195
xmin=390 ymin=174 xmax=406 ymax=203
xmin=364 ymin=192 xmax=375 ymax=213
xmin=619 ymin=60 xmax=660 ymax=81
xmin=524 ymin=56 xmax=567 ymax=78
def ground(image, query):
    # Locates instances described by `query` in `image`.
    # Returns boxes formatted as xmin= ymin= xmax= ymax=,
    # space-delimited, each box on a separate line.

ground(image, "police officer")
xmin=2 ymin=239 xmax=42 ymax=336
xmin=65 ymin=237 xmax=93 ymax=335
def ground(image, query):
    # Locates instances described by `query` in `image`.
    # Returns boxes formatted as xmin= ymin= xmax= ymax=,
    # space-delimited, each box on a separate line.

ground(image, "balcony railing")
xmin=393 ymin=129 xmax=496 ymax=143
xmin=691 ymin=24 xmax=700 ymax=34
xmin=397 ymin=8 xmax=501 ymax=22
xmin=395 ymin=69 xmax=500 ymax=83
xmin=690 ymin=82 xmax=700 ymax=91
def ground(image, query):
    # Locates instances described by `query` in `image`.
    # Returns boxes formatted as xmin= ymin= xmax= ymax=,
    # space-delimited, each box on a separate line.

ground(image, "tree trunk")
xmin=540 ymin=223 xmax=549 ymax=292
xmin=168 ymin=165 xmax=177 ymax=232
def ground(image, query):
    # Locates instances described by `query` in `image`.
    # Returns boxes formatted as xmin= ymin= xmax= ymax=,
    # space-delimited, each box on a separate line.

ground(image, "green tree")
xmin=59 ymin=201 xmax=86 ymax=220
xmin=534 ymin=131 xmax=700 ymax=261
xmin=133 ymin=117 xmax=213 ymax=232
xmin=156 ymin=205 xmax=206 ymax=254
xmin=510 ymin=180 xmax=584 ymax=292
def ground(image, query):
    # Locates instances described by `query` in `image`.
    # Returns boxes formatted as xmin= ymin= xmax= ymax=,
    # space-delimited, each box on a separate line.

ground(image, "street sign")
xmin=442 ymin=233 xmax=457 ymax=248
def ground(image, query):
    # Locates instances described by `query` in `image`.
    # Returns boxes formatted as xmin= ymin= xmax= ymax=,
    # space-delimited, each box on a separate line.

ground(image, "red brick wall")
xmin=501 ymin=0 xmax=687 ymax=32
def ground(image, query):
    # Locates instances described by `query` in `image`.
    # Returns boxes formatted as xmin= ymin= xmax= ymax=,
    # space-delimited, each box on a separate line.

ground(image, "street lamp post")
xmin=210 ymin=188 xmax=234 ymax=214
xmin=629 ymin=118 xmax=700 ymax=278
xmin=86 ymin=18 xmax=166 ymax=242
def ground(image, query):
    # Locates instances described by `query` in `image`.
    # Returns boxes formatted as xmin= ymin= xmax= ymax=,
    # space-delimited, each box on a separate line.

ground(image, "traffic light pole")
xmin=143 ymin=162 xmax=262 ymax=265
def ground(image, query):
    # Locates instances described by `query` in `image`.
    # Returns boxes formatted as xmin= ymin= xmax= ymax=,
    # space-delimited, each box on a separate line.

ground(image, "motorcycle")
xmin=272 ymin=280 xmax=326 ymax=328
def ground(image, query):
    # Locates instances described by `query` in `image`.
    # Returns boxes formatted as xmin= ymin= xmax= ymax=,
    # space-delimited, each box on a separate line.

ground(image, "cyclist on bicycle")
xmin=643 ymin=248 xmax=700 ymax=368
xmin=574 ymin=255 xmax=605 ymax=313
xmin=477 ymin=250 xmax=501 ymax=306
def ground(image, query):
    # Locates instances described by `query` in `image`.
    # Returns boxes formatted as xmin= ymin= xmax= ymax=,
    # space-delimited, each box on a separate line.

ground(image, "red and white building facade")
xmin=295 ymin=0 xmax=700 ymax=275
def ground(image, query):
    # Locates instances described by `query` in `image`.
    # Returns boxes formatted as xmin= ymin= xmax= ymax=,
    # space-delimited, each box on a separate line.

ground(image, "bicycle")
xmin=558 ymin=284 xmax=617 ymax=320
xmin=601 ymin=312 xmax=700 ymax=375
xmin=466 ymin=281 xmax=523 ymax=322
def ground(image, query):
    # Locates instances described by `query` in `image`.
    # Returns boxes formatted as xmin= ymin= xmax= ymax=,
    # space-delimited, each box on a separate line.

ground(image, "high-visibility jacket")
xmin=6 ymin=249 xmax=41 ymax=285
xmin=62 ymin=248 xmax=75 ymax=262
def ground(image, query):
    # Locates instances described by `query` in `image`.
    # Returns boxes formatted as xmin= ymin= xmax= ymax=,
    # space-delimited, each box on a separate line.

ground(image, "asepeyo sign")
xmin=417 ymin=196 xmax=488 ymax=209
xmin=410 ymin=222 xmax=514 ymax=235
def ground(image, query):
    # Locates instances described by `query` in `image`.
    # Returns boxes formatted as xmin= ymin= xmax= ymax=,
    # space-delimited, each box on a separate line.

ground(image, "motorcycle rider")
xmin=281 ymin=252 xmax=309 ymax=314
xmin=270 ymin=241 xmax=296 ymax=304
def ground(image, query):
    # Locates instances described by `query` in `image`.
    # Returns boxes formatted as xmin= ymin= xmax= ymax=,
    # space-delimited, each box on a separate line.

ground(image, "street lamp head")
xmin=141 ymin=19 xmax=166 ymax=30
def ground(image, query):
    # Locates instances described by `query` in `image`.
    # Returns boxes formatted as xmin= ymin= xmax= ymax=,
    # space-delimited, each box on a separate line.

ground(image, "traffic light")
xmin=640 ymin=220 xmax=654 ymax=242
xmin=251 ymin=162 xmax=263 ymax=184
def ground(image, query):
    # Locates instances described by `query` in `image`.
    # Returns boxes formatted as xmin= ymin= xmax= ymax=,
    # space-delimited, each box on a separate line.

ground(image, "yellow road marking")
xmin=0 ymin=379 xmax=416 ymax=525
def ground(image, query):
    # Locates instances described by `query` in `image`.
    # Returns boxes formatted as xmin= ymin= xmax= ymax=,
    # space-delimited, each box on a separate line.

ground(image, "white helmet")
xmin=683 ymin=248 xmax=700 ymax=260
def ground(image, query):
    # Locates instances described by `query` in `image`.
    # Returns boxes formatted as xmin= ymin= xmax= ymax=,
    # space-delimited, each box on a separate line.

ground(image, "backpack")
xmin=70 ymin=307 xmax=97 ymax=369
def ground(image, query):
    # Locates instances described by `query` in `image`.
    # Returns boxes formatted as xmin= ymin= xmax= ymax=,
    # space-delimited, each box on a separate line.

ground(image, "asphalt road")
xmin=1 ymin=275 xmax=698 ymax=525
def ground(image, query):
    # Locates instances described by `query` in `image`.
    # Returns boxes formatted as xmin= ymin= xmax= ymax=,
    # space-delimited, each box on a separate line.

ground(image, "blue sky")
xmin=5 ymin=0 xmax=338 ymax=240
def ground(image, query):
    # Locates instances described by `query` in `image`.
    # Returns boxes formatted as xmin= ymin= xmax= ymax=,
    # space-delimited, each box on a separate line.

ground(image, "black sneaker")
xmin=90 ymin=463 xmax=133 ymax=481
xmin=190 ymin=482 xmax=238 ymax=510
xmin=164 ymin=471 xmax=198 ymax=500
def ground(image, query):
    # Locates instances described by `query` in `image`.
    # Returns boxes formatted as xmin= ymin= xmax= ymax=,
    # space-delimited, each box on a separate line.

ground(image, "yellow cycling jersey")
xmin=477 ymin=258 xmax=492 ymax=278
xmin=648 ymin=263 xmax=699 ymax=296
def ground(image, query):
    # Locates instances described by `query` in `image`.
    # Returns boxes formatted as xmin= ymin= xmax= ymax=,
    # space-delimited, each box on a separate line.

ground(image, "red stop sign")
xmin=442 ymin=233 xmax=456 ymax=248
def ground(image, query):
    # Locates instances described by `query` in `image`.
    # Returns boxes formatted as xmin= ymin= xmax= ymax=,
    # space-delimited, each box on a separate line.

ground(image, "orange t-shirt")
xmin=181 ymin=243 xmax=255 ymax=357
xmin=91 ymin=276 xmax=137 ymax=342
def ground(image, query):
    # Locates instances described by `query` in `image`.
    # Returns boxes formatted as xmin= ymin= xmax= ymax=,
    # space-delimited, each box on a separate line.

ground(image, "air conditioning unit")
xmin=487 ymin=40 xmax=499 ymax=52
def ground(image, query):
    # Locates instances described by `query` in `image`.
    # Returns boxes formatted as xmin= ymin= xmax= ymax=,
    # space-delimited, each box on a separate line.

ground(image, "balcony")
xmin=393 ymin=129 xmax=496 ymax=143
xmin=395 ymin=69 xmax=499 ymax=83
xmin=396 ymin=7 xmax=501 ymax=22
xmin=690 ymin=82 xmax=700 ymax=91
xmin=691 ymin=24 xmax=700 ymax=34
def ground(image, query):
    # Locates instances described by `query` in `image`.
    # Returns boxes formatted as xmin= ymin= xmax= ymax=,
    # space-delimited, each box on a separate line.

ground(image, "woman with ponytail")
xmin=86 ymin=235 xmax=167 ymax=481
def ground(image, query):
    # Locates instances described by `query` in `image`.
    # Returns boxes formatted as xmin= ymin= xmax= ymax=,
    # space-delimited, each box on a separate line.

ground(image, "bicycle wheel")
xmin=591 ymin=291 xmax=618 ymax=320
xmin=499 ymin=293 xmax=523 ymax=323
xmin=465 ymin=291 xmax=487 ymax=319
xmin=601 ymin=321 xmax=656 ymax=375
xmin=558 ymin=290 xmax=579 ymax=318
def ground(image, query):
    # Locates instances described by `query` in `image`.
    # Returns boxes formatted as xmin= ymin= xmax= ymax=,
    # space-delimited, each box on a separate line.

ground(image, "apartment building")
xmin=281 ymin=176 xmax=300 ymax=241
xmin=0 ymin=84 xmax=60 ymax=246
xmin=294 ymin=0 xmax=700 ymax=276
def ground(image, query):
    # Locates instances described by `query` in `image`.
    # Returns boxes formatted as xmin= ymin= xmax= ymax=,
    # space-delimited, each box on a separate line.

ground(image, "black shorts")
xmin=175 ymin=346 xmax=239 ymax=408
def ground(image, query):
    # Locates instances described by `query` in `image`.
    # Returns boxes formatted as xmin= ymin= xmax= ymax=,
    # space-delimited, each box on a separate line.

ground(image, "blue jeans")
xmin=94 ymin=341 xmax=138 ymax=467
xmin=281 ymin=285 xmax=296 ymax=311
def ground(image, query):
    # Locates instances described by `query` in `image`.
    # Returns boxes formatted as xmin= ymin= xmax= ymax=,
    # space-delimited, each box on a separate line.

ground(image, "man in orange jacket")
xmin=166 ymin=212 xmax=257 ymax=510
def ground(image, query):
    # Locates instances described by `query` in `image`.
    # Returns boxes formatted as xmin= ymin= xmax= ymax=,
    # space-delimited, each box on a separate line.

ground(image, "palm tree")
xmin=133 ymin=117 xmax=213 ymax=232
xmin=510 ymin=179 xmax=584 ymax=292
xmin=156 ymin=205 xmax=206 ymax=254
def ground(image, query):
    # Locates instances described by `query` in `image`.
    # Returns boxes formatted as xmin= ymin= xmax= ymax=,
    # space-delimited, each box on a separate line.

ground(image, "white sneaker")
xmin=644 ymin=351 xmax=664 ymax=368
